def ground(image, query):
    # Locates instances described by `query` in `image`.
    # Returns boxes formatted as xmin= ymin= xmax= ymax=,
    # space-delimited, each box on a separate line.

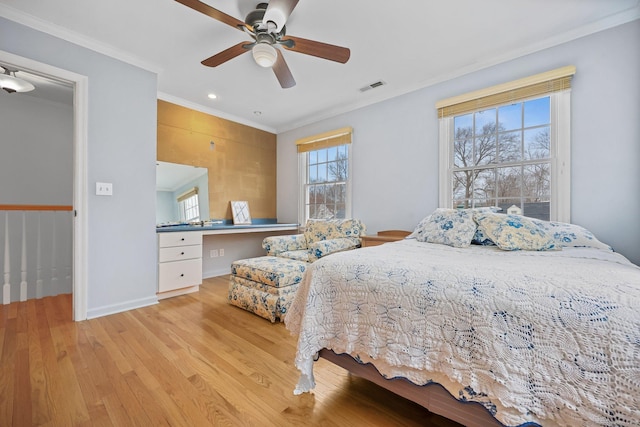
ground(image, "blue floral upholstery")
xmin=228 ymin=256 xmax=308 ymax=322
xmin=262 ymin=218 xmax=366 ymax=262
xmin=231 ymin=256 xmax=308 ymax=288
xmin=231 ymin=219 xmax=365 ymax=322
xmin=262 ymin=234 xmax=307 ymax=257
xmin=307 ymin=238 xmax=361 ymax=262
xmin=273 ymin=249 xmax=311 ymax=262
xmin=304 ymin=218 xmax=365 ymax=244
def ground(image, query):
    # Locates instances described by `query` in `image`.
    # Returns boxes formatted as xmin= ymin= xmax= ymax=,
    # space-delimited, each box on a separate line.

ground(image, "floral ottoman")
xmin=228 ymin=256 xmax=308 ymax=322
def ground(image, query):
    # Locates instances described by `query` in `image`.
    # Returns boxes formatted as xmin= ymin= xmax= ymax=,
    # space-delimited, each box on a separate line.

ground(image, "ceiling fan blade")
xmin=263 ymin=0 xmax=299 ymax=32
xmin=175 ymin=0 xmax=245 ymax=31
xmin=281 ymin=36 xmax=350 ymax=64
xmin=201 ymin=42 xmax=252 ymax=67
xmin=272 ymin=50 xmax=296 ymax=88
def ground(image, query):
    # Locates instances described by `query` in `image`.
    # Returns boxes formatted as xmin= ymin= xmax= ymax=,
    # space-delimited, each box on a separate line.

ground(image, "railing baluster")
xmin=3 ymin=213 xmax=10 ymax=305
xmin=51 ymin=214 xmax=58 ymax=295
xmin=36 ymin=212 xmax=43 ymax=299
xmin=1 ymin=205 xmax=72 ymax=304
xmin=20 ymin=212 xmax=27 ymax=301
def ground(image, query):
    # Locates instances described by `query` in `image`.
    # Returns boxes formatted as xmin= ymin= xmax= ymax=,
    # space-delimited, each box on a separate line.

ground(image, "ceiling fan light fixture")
xmin=0 ymin=67 xmax=35 ymax=94
xmin=252 ymin=43 xmax=277 ymax=68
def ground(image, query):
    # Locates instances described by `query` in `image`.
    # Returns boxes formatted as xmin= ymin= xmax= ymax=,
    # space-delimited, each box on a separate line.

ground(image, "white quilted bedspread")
xmin=286 ymin=240 xmax=640 ymax=427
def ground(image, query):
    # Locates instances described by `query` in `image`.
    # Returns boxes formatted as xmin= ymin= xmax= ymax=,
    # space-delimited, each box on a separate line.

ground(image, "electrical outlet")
xmin=96 ymin=182 xmax=113 ymax=196
xmin=219 ymin=248 xmax=224 ymax=257
xmin=210 ymin=249 xmax=218 ymax=258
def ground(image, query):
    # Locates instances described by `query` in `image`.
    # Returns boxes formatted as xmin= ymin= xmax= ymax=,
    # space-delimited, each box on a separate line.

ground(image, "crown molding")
xmin=277 ymin=8 xmax=640 ymax=134
xmin=0 ymin=4 xmax=162 ymax=74
xmin=157 ymin=92 xmax=276 ymax=134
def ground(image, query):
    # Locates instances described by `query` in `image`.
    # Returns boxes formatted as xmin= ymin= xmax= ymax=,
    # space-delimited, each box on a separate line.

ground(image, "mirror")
xmin=156 ymin=161 xmax=209 ymax=224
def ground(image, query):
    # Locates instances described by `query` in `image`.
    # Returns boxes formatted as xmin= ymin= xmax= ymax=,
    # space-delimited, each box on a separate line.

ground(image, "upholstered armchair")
xmin=262 ymin=218 xmax=366 ymax=262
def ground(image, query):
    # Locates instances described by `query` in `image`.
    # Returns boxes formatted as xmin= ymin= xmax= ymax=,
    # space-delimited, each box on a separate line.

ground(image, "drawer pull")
xmin=181 ymin=238 xmax=185 ymax=241
xmin=180 ymin=273 xmax=184 ymax=277
xmin=181 ymin=252 xmax=185 ymax=255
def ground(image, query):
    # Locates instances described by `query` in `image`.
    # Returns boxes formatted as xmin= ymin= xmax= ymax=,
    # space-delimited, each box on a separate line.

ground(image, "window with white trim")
xmin=437 ymin=66 xmax=575 ymax=222
xmin=297 ymin=127 xmax=352 ymax=223
xmin=177 ymin=187 xmax=200 ymax=222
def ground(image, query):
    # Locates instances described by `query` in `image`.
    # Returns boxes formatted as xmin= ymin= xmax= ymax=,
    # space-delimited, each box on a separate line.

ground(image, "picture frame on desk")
xmin=231 ymin=201 xmax=252 ymax=225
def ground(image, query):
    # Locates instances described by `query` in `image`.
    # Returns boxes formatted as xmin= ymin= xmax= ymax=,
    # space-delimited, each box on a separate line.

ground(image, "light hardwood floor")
xmin=1 ymin=276 xmax=463 ymax=426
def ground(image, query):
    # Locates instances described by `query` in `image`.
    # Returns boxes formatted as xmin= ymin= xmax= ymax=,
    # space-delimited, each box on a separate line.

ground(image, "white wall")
xmin=277 ymin=20 xmax=640 ymax=266
xmin=1 ymin=17 xmax=159 ymax=317
xmin=0 ymin=95 xmax=73 ymax=203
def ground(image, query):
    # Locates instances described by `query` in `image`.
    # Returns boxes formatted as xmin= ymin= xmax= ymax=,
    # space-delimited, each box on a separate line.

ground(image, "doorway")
xmin=0 ymin=50 xmax=88 ymax=320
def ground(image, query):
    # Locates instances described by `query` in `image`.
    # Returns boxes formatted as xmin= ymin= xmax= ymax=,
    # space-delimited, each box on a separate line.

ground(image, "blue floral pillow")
xmin=414 ymin=208 xmax=477 ymax=248
xmin=474 ymin=213 xmax=557 ymax=251
xmin=470 ymin=207 xmax=502 ymax=245
xmin=532 ymin=220 xmax=612 ymax=251
xmin=472 ymin=227 xmax=495 ymax=246
xmin=407 ymin=214 xmax=432 ymax=239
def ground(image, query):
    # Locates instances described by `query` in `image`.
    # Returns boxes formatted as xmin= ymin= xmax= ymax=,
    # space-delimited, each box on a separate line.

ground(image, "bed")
xmin=285 ymin=209 xmax=640 ymax=427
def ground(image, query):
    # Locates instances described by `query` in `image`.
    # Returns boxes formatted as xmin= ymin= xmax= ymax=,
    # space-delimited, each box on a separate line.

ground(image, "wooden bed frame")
xmin=319 ymin=349 xmax=505 ymax=427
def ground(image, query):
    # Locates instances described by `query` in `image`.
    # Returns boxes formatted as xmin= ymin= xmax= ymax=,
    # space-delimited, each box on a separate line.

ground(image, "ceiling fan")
xmin=175 ymin=0 xmax=351 ymax=88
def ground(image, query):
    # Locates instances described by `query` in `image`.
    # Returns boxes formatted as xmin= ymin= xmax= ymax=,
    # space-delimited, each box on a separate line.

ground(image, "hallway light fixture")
xmin=0 ymin=66 xmax=35 ymax=94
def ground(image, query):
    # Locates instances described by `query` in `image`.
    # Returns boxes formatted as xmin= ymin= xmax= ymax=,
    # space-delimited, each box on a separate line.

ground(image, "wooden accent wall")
xmin=157 ymin=100 xmax=277 ymax=220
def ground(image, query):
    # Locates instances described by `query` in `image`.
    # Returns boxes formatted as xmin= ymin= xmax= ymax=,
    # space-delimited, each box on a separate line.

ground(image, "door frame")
xmin=0 ymin=50 xmax=88 ymax=320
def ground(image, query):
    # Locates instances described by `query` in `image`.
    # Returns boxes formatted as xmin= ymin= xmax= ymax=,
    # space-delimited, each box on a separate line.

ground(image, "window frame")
xmin=177 ymin=187 xmax=200 ymax=222
xmin=296 ymin=128 xmax=353 ymax=223
xmin=438 ymin=68 xmax=573 ymax=222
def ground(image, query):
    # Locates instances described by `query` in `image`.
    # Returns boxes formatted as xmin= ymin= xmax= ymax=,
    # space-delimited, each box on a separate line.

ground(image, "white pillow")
xmin=414 ymin=208 xmax=477 ymax=248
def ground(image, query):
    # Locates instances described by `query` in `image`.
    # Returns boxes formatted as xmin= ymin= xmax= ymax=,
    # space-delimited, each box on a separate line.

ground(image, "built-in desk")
xmin=156 ymin=222 xmax=299 ymax=299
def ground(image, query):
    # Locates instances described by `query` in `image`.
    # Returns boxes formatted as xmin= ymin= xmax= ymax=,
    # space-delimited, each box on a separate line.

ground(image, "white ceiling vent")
xmin=359 ymin=80 xmax=386 ymax=92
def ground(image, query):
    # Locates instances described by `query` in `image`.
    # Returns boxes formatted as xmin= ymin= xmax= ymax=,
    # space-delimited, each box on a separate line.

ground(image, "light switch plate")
xmin=96 ymin=182 xmax=113 ymax=196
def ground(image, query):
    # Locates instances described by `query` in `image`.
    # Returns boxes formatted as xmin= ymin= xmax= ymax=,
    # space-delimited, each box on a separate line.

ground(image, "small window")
xmin=297 ymin=128 xmax=352 ymax=223
xmin=177 ymin=187 xmax=200 ymax=222
xmin=304 ymin=144 xmax=349 ymax=220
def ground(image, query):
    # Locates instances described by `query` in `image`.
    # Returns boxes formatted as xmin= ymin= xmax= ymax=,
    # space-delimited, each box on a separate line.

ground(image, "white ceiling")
xmin=1 ymin=0 xmax=638 ymax=133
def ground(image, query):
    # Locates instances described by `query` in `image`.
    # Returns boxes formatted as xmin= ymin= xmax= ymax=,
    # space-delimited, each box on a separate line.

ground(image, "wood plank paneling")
xmin=157 ymin=101 xmax=277 ymax=220
xmin=0 ymin=277 xmax=463 ymax=426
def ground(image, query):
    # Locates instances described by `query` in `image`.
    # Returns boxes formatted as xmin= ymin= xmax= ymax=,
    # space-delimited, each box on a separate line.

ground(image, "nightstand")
xmin=361 ymin=230 xmax=412 ymax=247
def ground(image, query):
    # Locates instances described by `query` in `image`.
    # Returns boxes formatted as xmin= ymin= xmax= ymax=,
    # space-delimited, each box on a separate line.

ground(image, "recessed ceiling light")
xmin=208 ymin=93 xmax=217 ymax=99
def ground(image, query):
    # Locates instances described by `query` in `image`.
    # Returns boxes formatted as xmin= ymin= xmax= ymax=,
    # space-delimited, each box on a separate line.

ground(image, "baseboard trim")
xmin=86 ymin=295 xmax=158 ymax=319
xmin=204 ymin=268 xmax=231 ymax=279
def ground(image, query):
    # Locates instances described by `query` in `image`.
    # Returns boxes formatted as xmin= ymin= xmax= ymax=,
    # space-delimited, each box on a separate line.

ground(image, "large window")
xmin=438 ymin=66 xmax=575 ymax=222
xmin=452 ymin=97 xmax=551 ymax=219
xmin=297 ymin=127 xmax=352 ymax=222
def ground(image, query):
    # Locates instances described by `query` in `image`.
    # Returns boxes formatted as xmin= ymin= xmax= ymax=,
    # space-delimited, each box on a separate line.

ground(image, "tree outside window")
xmin=452 ymin=97 xmax=551 ymax=220
xmin=305 ymin=144 xmax=349 ymax=220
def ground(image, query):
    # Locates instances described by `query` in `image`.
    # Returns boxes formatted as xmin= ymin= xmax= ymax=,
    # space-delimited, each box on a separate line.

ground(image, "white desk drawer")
xmin=158 ymin=258 xmax=203 ymax=293
xmin=158 ymin=231 xmax=202 ymax=248
xmin=158 ymin=244 xmax=202 ymax=263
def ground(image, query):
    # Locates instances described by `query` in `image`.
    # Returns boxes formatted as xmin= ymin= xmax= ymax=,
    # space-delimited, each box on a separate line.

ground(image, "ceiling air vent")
xmin=359 ymin=80 xmax=386 ymax=92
